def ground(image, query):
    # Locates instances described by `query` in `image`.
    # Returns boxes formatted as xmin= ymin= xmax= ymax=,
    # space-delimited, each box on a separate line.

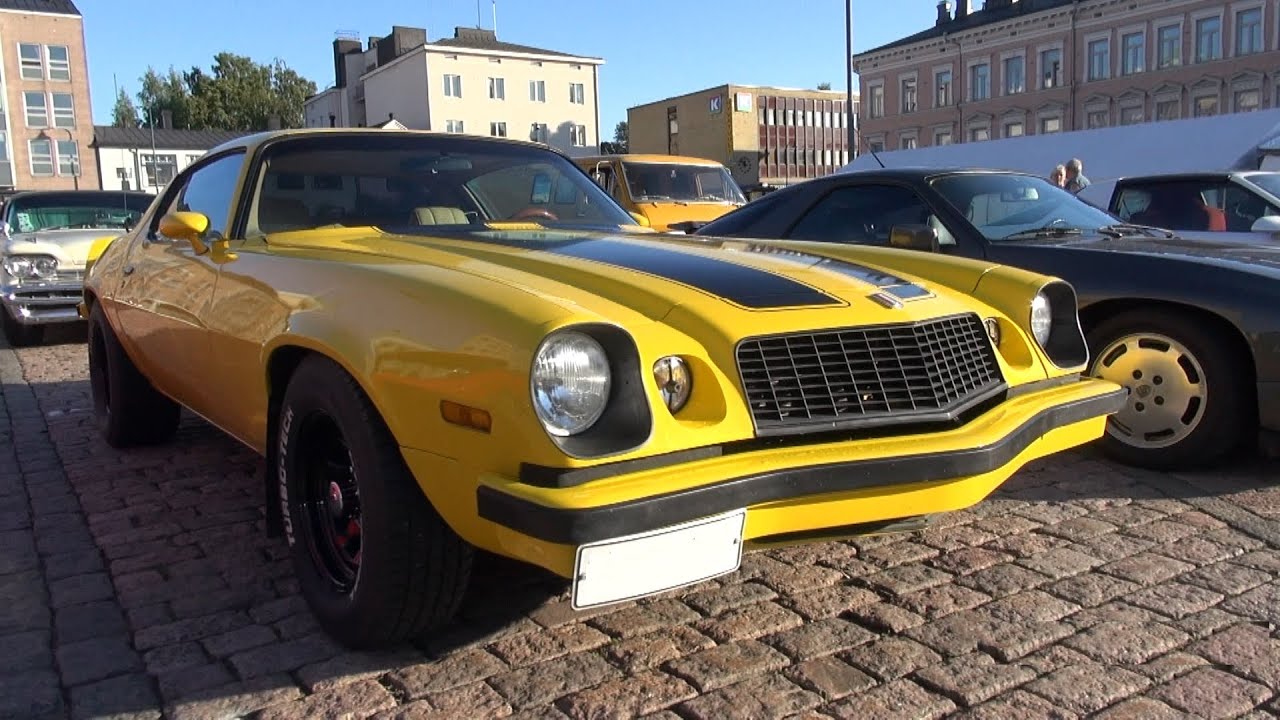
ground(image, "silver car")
xmin=2 ymin=190 xmax=153 ymax=346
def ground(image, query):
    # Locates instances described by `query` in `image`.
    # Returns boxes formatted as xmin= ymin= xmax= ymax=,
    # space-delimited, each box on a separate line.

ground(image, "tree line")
xmin=112 ymin=52 xmax=318 ymax=132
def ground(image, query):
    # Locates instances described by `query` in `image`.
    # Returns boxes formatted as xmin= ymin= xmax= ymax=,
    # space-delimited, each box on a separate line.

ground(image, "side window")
xmin=174 ymin=154 xmax=244 ymax=239
xmin=786 ymin=185 xmax=945 ymax=246
xmin=1223 ymin=184 xmax=1280 ymax=232
xmin=1113 ymin=187 xmax=1150 ymax=221
xmin=696 ymin=192 xmax=785 ymax=237
xmin=1126 ymin=180 xmax=1230 ymax=232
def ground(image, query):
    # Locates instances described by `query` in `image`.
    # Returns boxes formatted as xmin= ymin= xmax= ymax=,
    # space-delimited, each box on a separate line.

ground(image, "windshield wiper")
xmin=1002 ymin=224 xmax=1085 ymax=240
xmin=1097 ymin=223 xmax=1175 ymax=239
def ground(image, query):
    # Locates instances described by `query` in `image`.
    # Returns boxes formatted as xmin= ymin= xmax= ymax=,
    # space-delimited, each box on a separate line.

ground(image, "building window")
xmin=1120 ymin=105 xmax=1144 ymax=125
xmin=141 ymin=153 xmax=177 ymax=186
xmin=490 ymin=121 xmax=507 ymax=137
xmin=46 ymin=45 xmax=70 ymax=81
xmin=868 ymin=84 xmax=884 ymax=118
xmin=28 ymin=138 xmax=53 ymax=176
xmin=1087 ymin=39 xmax=1110 ymax=81
xmin=935 ymin=69 xmax=951 ymax=107
xmin=529 ymin=80 xmax=546 ymax=102
xmin=1121 ymin=32 xmax=1144 ymax=75
xmin=1235 ymin=8 xmax=1262 ymax=55
xmin=1155 ymin=98 xmax=1180 ymax=120
xmin=1157 ymin=25 xmax=1182 ymax=68
xmin=569 ymin=124 xmax=587 ymax=146
xmin=900 ymin=134 xmax=917 ymax=150
xmin=569 ymin=82 xmax=585 ymax=104
xmin=19 ymin=43 xmax=42 ymax=80
xmin=1004 ymin=120 xmax=1024 ymax=137
xmin=970 ymin=64 xmax=990 ymax=100
xmin=1004 ymin=56 xmax=1025 ymax=95
xmin=934 ymin=128 xmax=952 ymax=145
xmin=531 ymin=123 xmax=549 ymax=143
xmin=968 ymin=126 xmax=990 ymax=142
xmin=1196 ymin=17 xmax=1222 ymax=62
xmin=900 ymin=77 xmax=917 ymax=113
xmin=23 ymin=91 xmax=48 ymax=127
xmin=867 ymin=139 xmax=885 ymax=153
xmin=1086 ymin=109 xmax=1108 ymax=128
xmin=1040 ymin=116 xmax=1062 ymax=133
xmin=56 ymin=140 xmax=78 ymax=175
xmin=1040 ymin=49 xmax=1062 ymax=88
xmin=51 ymin=93 xmax=75 ymax=128
xmin=1234 ymin=88 xmax=1260 ymax=112
xmin=445 ymin=119 xmax=464 ymax=133
xmin=1194 ymin=94 xmax=1219 ymax=116
xmin=488 ymin=77 xmax=505 ymax=99
xmin=443 ymin=74 xmax=462 ymax=97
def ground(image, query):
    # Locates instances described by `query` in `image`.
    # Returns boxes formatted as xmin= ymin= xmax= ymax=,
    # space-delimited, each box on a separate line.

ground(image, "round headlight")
xmin=1030 ymin=291 xmax=1052 ymax=346
xmin=32 ymin=256 xmax=59 ymax=278
xmin=531 ymin=331 xmax=611 ymax=436
xmin=653 ymin=356 xmax=692 ymax=413
xmin=3 ymin=254 xmax=58 ymax=279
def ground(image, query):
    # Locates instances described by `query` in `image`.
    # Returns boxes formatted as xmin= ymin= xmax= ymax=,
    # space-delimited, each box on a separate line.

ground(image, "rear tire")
xmin=87 ymin=303 xmax=181 ymax=447
xmin=277 ymin=354 xmax=472 ymax=649
xmin=1085 ymin=308 xmax=1251 ymax=470
xmin=2 ymin=311 xmax=44 ymax=347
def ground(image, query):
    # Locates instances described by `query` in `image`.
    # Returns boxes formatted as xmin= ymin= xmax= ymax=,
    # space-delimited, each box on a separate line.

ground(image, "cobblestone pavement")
xmin=2 ymin=328 xmax=1278 ymax=720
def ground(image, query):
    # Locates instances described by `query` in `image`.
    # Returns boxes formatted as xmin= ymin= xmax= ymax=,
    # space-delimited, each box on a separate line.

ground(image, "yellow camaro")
xmin=82 ymin=129 xmax=1125 ymax=649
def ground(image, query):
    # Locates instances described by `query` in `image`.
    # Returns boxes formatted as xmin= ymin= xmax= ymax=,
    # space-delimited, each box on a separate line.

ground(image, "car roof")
xmin=574 ymin=154 xmax=726 ymax=166
xmin=204 ymin=127 xmax=567 ymax=158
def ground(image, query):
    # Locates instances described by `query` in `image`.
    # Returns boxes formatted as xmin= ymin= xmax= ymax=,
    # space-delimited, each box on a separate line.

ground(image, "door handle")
xmin=122 ymin=264 xmax=135 ymax=275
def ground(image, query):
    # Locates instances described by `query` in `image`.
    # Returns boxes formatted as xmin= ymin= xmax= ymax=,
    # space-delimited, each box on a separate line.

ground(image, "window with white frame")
xmin=900 ymin=76 xmax=917 ymax=113
xmin=1086 ymin=108 xmax=1109 ymax=128
xmin=1196 ymin=16 xmax=1222 ymax=62
xmin=868 ymin=83 xmax=884 ymax=117
xmin=56 ymin=140 xmax=78 ymax=175
xmin=1040 ymin=116 xmax=1062 ymax=133
xmin=51 ymin=93 xmax=74 ymax=128
xmin=1155 ymin=97 xmax=1180 ymax=120
xmin=1121 ymin=32 xmax=1144 ymax=75
xmin=867 ymin=138 xmax=885 ymax=153
xmin=443 ymin=74 xmax=462 ymax=97
xmin=445 ymin=119 xmax=464 ymax=133
xmin=1004 ymin=55 xmax=1025 ymax=95
xmin=1087 ymin=38 xmax=1110 ymax=81
xmin=1120 ymin=105 xmax=1144 ymax=125
xmin=142 ymin=153 xmax=177 ymax=186
xmin=1234 ymin=88 xmax=1261 ymax=112
xmin=28 ymin=138 xmax=53 ymax=176
xmin=24 ymin=91 xmax=48 ymax=127
xmin=1235 ymin=7 xmax=1262 ymax=55
xmin=934 ymin=127 xmax=952 ymax=145
xmin=490 ymin=121 xmax=507 ymax=137
xmin=1193 ymin=93 xmax=1219 ymax=116
xmin=900 ymin=133 xmax=917 ymax=150
xmin=488 ymin=77 xmax=505 ymax=99
xmin=968 ymin=125 xmax=990 ymax=142
xmin=970 ymin=63 xmax=990 ymax=100
xmin=1157 ymin=25 xmax=1182 ymax=68
xmin=46 ymin=45 xmax=69 ymax=81
xmin=19 ymin=43 xmax=42 ymax=80
xmin=935 ymin=69 xmax=952 ymax=107
xmin=1003 ymin=119 xmax=1024 ymax=137
xmin=569 ymin=82 xmax=585 ymax=104
xmin=529 ymin=80 xmax=546 ymax=102
xmin=1039 ymin=48 xmax=1062 ymax=88
xmin=569 ymin=124 xmax=587 ymax=146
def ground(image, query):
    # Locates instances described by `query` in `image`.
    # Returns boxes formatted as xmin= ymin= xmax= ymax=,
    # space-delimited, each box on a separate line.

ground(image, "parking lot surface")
xmin=2 ymin=328 xmax=1278 ymax=720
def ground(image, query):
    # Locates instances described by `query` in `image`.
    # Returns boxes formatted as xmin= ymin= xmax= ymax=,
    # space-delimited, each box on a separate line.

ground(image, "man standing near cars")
xmin=1065 ymin=158 xmax=1090 ymax=194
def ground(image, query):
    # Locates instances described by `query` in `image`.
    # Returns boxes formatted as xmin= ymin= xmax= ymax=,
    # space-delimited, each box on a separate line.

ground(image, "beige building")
xmin=0 ymin=0 xmax=97 ymax=193
xmin=852 ymin=0 xmax=1280 ymax=151
xmin=92 ymin=125 xmax=253 ymax=193
xmin=627 ymin=84 xmax=856 ymax=190
xmin=304 ymin=25 xmax=604 ymax=157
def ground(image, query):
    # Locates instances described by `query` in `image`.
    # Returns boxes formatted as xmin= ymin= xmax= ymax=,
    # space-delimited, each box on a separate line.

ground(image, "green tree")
xmin=137 ymin=67 xmax=194 ymax=129
xmin=613 ymin=121 xmax=628 ymax=152
xmin=817 ymin=82 xmax=832 ymax=90
xmin=132 ymin=53 xmax=317 ymax=131
xmin=111 ymin=87 xmax=140 ymax=128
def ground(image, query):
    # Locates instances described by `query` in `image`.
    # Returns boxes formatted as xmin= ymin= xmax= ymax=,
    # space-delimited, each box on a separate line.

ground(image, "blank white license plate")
xmin=571 ymin=509 xmax=746 ymax=609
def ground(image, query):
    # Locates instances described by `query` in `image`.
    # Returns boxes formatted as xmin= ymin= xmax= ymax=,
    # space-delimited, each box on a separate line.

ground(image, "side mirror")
xmin=159 ymin=211 xmax=211 ymax=254
xmin=1250 ymin=215 xmax=1280 ymax=234
xmin=889 ymin=224 xmax=941 ymax=253
xmin=628 ymin=211 xmax=651 ymax=227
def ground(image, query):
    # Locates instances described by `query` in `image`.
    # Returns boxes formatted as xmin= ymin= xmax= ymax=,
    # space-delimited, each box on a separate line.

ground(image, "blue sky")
xmin=78 ymin=0 xmax=936 ymax=133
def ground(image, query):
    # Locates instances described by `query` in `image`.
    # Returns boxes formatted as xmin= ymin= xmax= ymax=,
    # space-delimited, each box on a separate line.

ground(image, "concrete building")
xmin=851 ymin=0 xmax=1280 ymax=152
xmin=91 ymin=126 xmax=253 ymax=193
xmin=627 ymin=84 xmax=856 ymax=191
xmin=304 ymin=25 xmax=604 ymax=157
xmin=0 ymin=0 xmax=97 ymax=193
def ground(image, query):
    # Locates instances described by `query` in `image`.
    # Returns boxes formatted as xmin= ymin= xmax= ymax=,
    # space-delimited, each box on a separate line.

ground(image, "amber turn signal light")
xmin=440 ymin=400 xmax=492 ymax=433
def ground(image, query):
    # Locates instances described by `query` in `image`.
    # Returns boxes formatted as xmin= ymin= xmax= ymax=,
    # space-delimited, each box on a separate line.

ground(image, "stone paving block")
xmin=1061 ymin=620 xmax=1190 ymax=664
xmin=388 ymin=648 xmax=508 ymax=699
xmin=766 ymin=616 xmax=875 ymax=661
xmin=49 ymin=571 xmax=114 ymax=607
xmin=163 ymin=672 xmax=303 ymax=720
xmin=1016 ymin=546 xmax=1103 ymax=580
xmin=978 ymin=620 xmax=1075 ymax=661
xmin=256 ymin=677 xmax=396 ymax=720
xmin=489 ymin=622 xmax=610 ymax=668
xmin=1099 ymin=552 xmax=1194 ymax=585
xmin=588 ymin=599 xmax=700 ymax=639
xmin=1149 ymin=667 xmax=1272 ymax=720
xmin=55 ymin=599 xmax=128 ymax=643
xmin=427 ymin=680 xmax=514 ymax=718
xmin=134 ymin=610 xmax=251 ymax=650
xmin=895 ymin=583 xmax=990 ymax=620
xmin=860 ymin=540 xmax=939 ymax=569
xmin=1038 ymin=516 xmax=1117 ymax=542
xmin=1181 ymin=561 xmax=1272 ymax=596
xmin=557 ymin=670 xmax=697 ymax=719
xmin=826 ymin=678 xmax=956 ymax=720
xmin=1175 ymin=606 xmax=1246 ymax=640
xmin=755 ymin=563 xmax=847 ymax=595
xmin=599 ymin=625 xmax=714 ymax=674
xmin=488 ymin=652 xmax=619 ymax=709
xmin=1023 ymin=664 xmax=1151 ymax=715
xmin=785 ymin=655 xmax=876 ymax=702
xmin=1191 ymin=622 xmax=1280 ymax=687
xmin=783 ymin=583 xmax=879 ymax=621
xmin=1044 ymin=572 xmax=1142 ymax=608
xmin=142 ymin=641 xmax=208 ymax=675
xmin=1231 ymin=550 xmax=1280 ymax=574
xmin=914 ymin=651 xmax=1036 ymax=707
xmin=956 ymin=563 xmax=1052 ymax=598
xmin=695 ymin=599 xmax=803 ymax=644
xmin=0 ymin=629 xmax=52 ymax=674
xmin=845 ymin=601 xmax=926 ymax=633
xmin=664 ymin=640 xmax=791 ymax=693
xmin=1073 ymin=533 xmax=1155 ymax=563
xmin=57 ymin=634 xmax=143 ymax=685
xmin=201 ymin=623 xmax=278 ymax=658
xmin=977 ymin=589 xmax=1079 ymax=624
xmin=864 ymin=564 xmax=952 ymax=596
xmin=69 ymin=673 xmax=161 ymax=720
xmin=156 ymin=662 xmax=236 ymax=704
xmin=1132 ymin=651 xmax=1210 ymax=683
xmin=1091 ymin=697 xmax=1185 ymax=720
xmin=1123 ymin=581 xmax=1224 ymax=619
xmin=226 ymin=631 xmax=341 ymax=680
xmin=0 ymin=669 xmax=64 ymax=719
xmin=683 ymin=581 xmax=776 ymax=616
xmin=1218 ymin=581 xmax=1280 ymax=626
xmin=842 ymin=636 xmax=941 ymax=681
xmin=928 ymin=547 xmax=1011 ymax=576
xmin=294 ymin=648 xmax=421 ymax=692
xmin=676 ymin=673 xmax=822 ymax=720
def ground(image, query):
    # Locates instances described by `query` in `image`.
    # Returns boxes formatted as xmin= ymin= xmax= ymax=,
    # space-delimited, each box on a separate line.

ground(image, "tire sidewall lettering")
xmin=279 ymin=404 xmax=295 ymax=546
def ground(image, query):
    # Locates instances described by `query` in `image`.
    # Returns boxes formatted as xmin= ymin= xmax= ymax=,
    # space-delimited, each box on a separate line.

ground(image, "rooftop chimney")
xmin=936 ymin=0 xmax=953 ymax=25
xmin=332 ymin=38 xmax=361 ymax=88
xmin=160 ymin=109 xmax=173 ymax=130
xmin=955 ymin=0 xmax=970 ymax=20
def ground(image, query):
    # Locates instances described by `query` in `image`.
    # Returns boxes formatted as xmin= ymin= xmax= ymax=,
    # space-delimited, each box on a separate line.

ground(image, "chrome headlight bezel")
xmin=1031 ymin=281 xmax=1090 ymax=369
xmin=530 ymin=330 xmax=612 ymax=437
xmin=3 ymin=253 xmax=59 ymax=280
xmin=1030 ymin=291 xmax=1052 ymax=347
xmin=653 ymin=355 xmax=692 ymax=414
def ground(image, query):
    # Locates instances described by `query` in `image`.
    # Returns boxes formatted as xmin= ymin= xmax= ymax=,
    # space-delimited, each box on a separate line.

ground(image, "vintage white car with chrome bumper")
xmin=1 ymin=190 xmax=153 ymax=346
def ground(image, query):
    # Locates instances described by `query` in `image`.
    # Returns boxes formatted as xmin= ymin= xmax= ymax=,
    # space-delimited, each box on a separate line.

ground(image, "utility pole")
xmin=845 ymin=0 xmax=857 ymax=157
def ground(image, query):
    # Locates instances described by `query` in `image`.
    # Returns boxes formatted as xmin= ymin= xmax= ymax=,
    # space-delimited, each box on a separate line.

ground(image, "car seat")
xmin=411 ymin=207 xmax=470 ymax=225
xmin=258 ymin=196 xmax=313 ymax=233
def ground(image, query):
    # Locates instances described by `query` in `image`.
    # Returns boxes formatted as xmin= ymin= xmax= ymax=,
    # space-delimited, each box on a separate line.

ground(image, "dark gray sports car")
xmin=696 ymin=168 xmax=1280 ymax=471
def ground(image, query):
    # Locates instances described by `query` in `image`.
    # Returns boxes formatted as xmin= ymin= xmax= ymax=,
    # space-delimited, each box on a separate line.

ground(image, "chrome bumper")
xmin=2 ymin=281 xmax=85 ymax=325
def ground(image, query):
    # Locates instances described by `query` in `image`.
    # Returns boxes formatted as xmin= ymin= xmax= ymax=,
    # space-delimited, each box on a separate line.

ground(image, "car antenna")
xmin=867 ymin=145 xmax=886 ymax=169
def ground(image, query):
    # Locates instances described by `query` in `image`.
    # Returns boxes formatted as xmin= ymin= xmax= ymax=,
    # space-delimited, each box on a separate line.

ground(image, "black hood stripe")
xmin=715 ymin=241 xmax=936 ymax=301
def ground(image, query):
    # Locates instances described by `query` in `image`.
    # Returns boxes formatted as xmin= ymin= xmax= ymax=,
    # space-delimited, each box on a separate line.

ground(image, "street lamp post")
xmin=38 ymin=128 xmax=79 ymax=190
xmin=846 ymin=0 xmax=857 ymax=156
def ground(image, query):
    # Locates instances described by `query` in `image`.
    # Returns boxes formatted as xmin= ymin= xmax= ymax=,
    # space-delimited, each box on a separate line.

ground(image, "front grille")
xmin=737 ymin=313 xmax=1005 ymax=434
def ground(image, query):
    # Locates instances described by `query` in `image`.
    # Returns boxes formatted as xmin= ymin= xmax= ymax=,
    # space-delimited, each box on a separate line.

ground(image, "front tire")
xmin=1086 ymin=309 xmax=1251 ymax=470
xmin=87 ymin=303 xmax=181 ymax=447
xmin=2 ymin=311 xmax=45 ymax=347
xmin=277 ymin=354 xmax=472 ymax=649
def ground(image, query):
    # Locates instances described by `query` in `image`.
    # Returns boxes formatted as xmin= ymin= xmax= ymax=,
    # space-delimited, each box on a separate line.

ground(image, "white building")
xmin=92 ymin=125 xmax=252 ymax=192
xmin=305 ymin=25 xmax=604 ymax=157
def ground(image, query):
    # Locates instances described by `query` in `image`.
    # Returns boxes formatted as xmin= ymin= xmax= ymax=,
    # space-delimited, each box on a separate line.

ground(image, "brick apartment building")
xmin=0 ymin=0 xmax=97 ymax=192
xmin=851 ymin=0 xmax=1280 ymax=152
xmin=627 ymin=84 xmax=856 ymax=191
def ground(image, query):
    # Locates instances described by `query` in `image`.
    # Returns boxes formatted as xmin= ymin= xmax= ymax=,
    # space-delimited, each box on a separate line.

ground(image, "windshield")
xmin=1247 ymin=173 xmax=1280 ymax=200
xmin=621 ymin=162 xmax=746 ymax=204
xmin=930 ymin=173 xmax=1122 ymax=240
xmin=5 ymin=192 xmax=152 ymax=233
xmin=250 ymin=134 xmax=635 ymax=234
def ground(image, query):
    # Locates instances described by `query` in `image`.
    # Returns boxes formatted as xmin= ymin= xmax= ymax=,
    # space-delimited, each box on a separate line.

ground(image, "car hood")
xmin=1028 ymin=233 xmax=1280 ymax=274
xmin=635 ymin=202 xmax=740 ymax=232
xmin=3 ymin=228 xmax=126 ymax=270
xmin=274 ymin=226 xmax=1002 ymax=337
